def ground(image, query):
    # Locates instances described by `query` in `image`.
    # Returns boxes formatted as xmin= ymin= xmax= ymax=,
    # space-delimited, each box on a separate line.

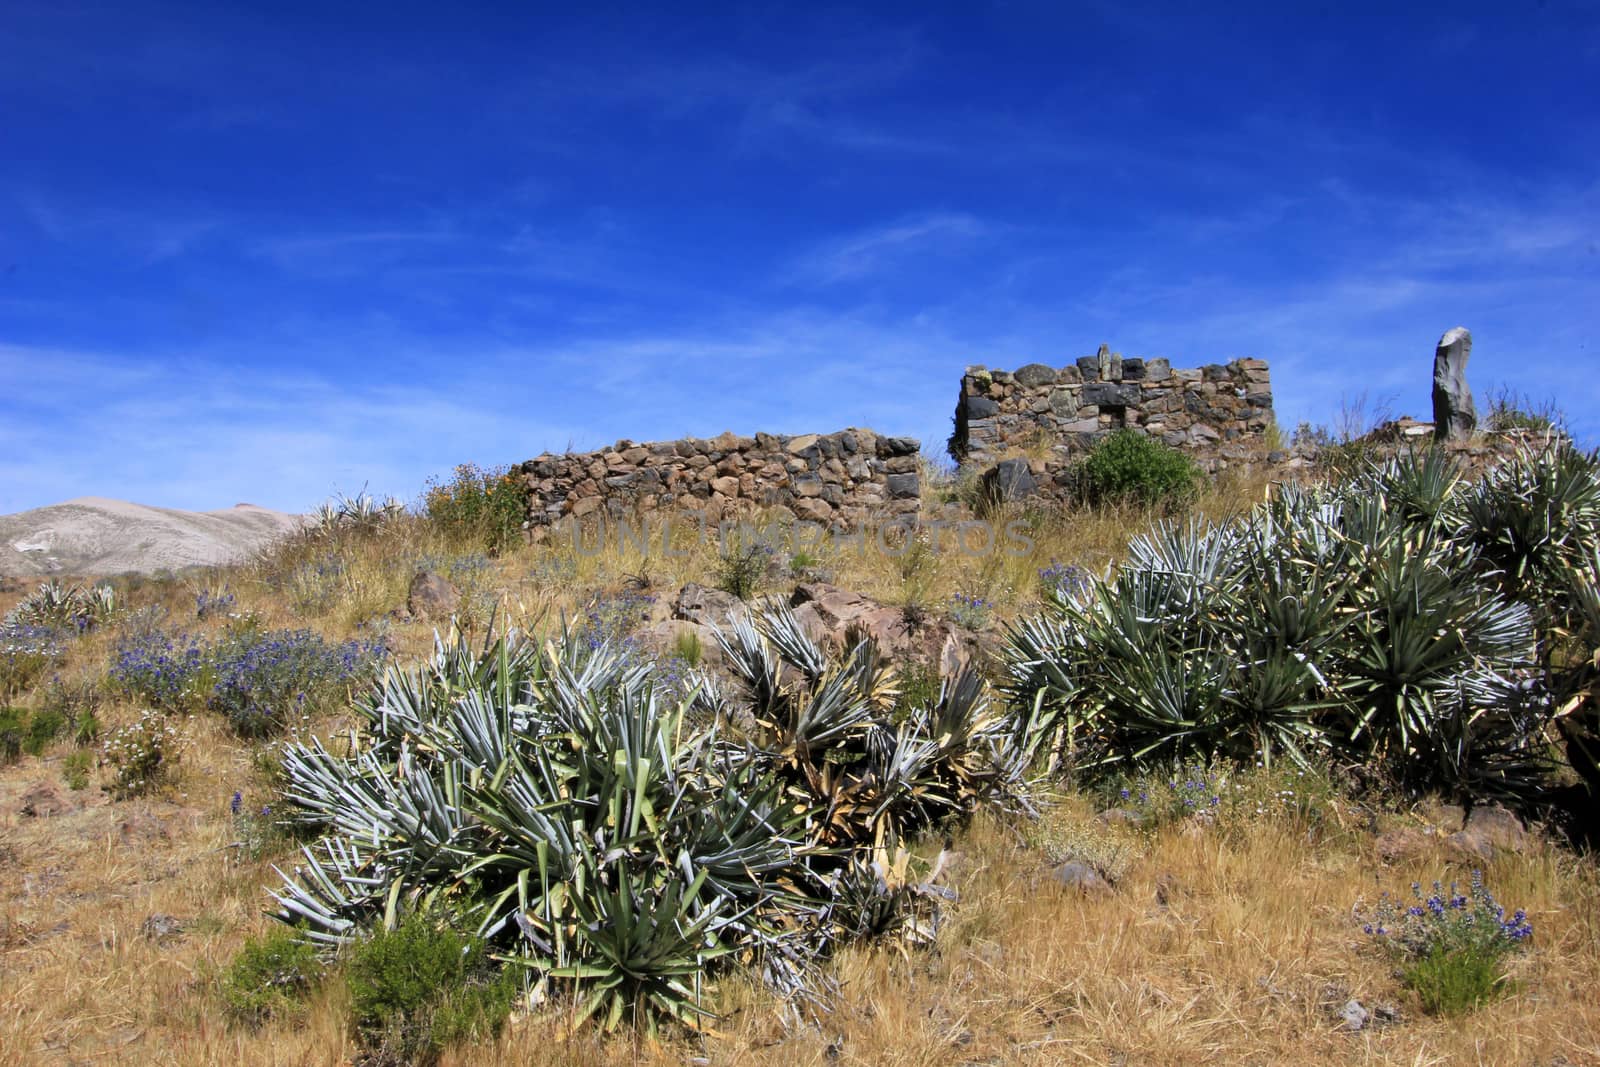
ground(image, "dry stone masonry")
xmin=520 ymin=428 xmax=922 ymax=531
xmin=949 ymin=345 xmax=1275 ymax=472
xmin=517 ymin=346 xmax=1280 ymax=531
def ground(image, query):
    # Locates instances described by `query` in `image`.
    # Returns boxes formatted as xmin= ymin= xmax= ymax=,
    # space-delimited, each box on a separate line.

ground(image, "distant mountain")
xmin=0 ymin=497 xmax=304 ymax=576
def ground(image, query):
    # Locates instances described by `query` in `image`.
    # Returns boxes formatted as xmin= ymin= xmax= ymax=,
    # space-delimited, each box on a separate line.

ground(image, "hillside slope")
xmin=0 ymin=497 xmax=303 ymax=576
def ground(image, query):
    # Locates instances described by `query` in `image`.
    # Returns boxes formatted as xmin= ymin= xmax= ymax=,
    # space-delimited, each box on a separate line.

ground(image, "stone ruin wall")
xmin=519 ymin=428 xmax=923 ymax=531
xmin=518 ymin=347 xmax=1276 ymax=530
xmin=950 ymin=346 xmax=1276 ymax=476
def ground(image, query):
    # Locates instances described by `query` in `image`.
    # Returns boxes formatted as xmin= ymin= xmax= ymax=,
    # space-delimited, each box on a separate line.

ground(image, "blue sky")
xmin=2 ymin=1 xmax=1596 ymax=513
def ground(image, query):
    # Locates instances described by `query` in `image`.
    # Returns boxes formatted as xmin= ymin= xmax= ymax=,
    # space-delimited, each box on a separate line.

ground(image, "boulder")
xmin=1449 ymin=804 xmax=1529 ymax=860
xmin=407 ymin=571 xmax=461 ymax=620
xmin=1374 ymin=826 xmax=1435 ymax=864
xmin=1431 ymin=326 xmax=1477 ymax=442
xmin=1012 ymin=363 xmax=1058 ymax=388
xmin=671 ymin=583 xmax=747 ymax=627
xmin=979 ymin=458 xmax=1038 ymax=504
xmin=1051 ymin=860 xmax=1111 ymax=894
xmin=14 ymin=781 xmax=77 ymax=818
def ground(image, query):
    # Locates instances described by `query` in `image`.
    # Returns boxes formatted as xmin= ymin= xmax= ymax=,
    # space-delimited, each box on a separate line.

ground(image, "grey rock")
xmin=1051 ymin=860 xmax=1110 ymax=893
xmin=1432 ymin=326 xmax=1477 ymax=441
xmin=980 ymin=458 xmax=1037 ymax=504
xmin=1121 ymin=357 xmax=1146 ymax=380
xmin=963 ymin=395 xmax=1000 ymax=419
xmin=407 ymin=571 xmax=461 ymax=620
xmin=1076 ymin=355 xmax=1100 ymax=378
xmin=1336 ymin=999 xmax=1369 ymax=1032
xmin=880 ymin=435 xmax=921 ymax=458
xmin=1013 ymin=363 xmax=1058 ymax=388
xmin=672 ymin=582 xmax=748 ymax=624
xmin=140 ymin=913 xmax=186 ymax=944
xmin=1048 ymin=388 xmax=1081 ymax=417
xmin=884 ymin=472 xmax=921 ymax=499
xmin=1083 ymin=382 xmax=1141 ymax=407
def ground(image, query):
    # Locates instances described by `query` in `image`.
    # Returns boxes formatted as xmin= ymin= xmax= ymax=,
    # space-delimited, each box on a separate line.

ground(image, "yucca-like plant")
xmin=707 ymin=603 xmax=1044 ymax=848
xmin=1454 ymin=441 xmax=1600 ymax=620
xmin=1003 ymin=445 xmax=1568 ymax=804
xmin=6 ymin=579 xmax=117 ymax=631
xmin=1554 ymin=542 xmax=1600 ymax=795
xmin=270 ymin=611 xmax=1037 ymax=1036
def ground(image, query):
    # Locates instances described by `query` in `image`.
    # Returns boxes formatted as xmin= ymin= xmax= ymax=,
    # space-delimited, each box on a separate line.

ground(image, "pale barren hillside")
xmin=0 ymin=497 xmax=303 ymax=577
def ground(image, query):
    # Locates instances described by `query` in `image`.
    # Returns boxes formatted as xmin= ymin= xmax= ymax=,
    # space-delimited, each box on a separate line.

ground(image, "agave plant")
xmin=708 ymin=602 xmax=1043 ymax=848
xmin=270 ymin=610 xmax=1036 ymax=1036
xmin=1003 ymin=443 xmax=1575 ymax=805
xmin=5 ymin=579 xmax=117 ymax=631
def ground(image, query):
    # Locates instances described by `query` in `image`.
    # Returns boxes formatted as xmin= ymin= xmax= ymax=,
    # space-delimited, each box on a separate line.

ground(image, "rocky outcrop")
xmin=1432 ymin=326 xmax=1477 ymax=442
xmin=520 ymin=429 xmax=921 ymax=532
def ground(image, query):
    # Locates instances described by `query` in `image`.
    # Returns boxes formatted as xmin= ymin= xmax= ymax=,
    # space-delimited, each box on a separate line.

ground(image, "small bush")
xmin=36 ymin=676 xmax=103 ymax=745
xmin=102 ymin=709 xmax=183 ymax=799
xmin=1038 ymin=560 xmax=1092 ymax=602
xmin=221 ymin=927 xmax=323 ymax=1026
xmin=1073 ymin=430 xmax=1201 ymax=509
xmin=109 ymin=629 xmax=210 ymax=712
xmin=209 ymin=628 xmax=383 ymax=738
xmin=1482 ymin=385 xmax=1564 ymax=434
xmin=22 ymin=707 xmax=66 ymax=756
xmin=0 ymin=707 xmax=25 ymax=763
xmin=1 ymin=623 xmax=65 ymax=699
xmin=1361 ymin=871 xmax=1532 ymax=1015
xmin=61 ymin=750 xmax=93 ymax=791
xmin=194 ymin=587 xmax=238 ymax=620
xmin=947 ymin=591 xmax=993 ymax=631
xmin=715 ymin=537 xmax=776 ymax=600
xmin=580 ymin=589 xmax=655 ymax=651
xmin=346 ymin=916 xmax=517 ymax=1065
xmin=672 ymin=627 xmax=704 ymax=667
xmin=424 ymin=463 xmax=527 ymax=556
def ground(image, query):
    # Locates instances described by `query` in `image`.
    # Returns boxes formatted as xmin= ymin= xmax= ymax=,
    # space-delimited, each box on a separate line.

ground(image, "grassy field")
xmin=2 ymin=457 xmax=1597 ymax=1066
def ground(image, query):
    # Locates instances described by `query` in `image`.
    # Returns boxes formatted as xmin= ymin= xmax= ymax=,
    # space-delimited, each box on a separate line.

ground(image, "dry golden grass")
xmin=3 ymin=473 xmax=1598 ymax=1066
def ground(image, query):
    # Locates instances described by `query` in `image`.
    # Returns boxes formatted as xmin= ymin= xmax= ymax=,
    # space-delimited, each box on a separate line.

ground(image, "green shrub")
xmin=61 ymin=750 xmax=93 ymax=791
xmin=37 ymin=676 xmax=103 ymax=746
xmin=1074 ymin=430 xmax=1201 ymax=509
xmin=714 ymin=536 xmax=775 ymax=600
xmin=22 ymin=708 xmax=66 ymax=756
xmin=346 ymin=916 xmax=516 ymax=1065
xmin=0 ymin=707 xmax=25 ymax=763
xmin=1403 ymin=944 xmax=1510 ymax=1015
xmin=102 ymin=709 xmax=182 ymax=799
xmin=1361 ymin=872 xmax=1532 ymax=1015
xmin=423 ymin=463 xmax=527 ymax=556
xmin=221 ymin=927 xmax=324 ymax=1026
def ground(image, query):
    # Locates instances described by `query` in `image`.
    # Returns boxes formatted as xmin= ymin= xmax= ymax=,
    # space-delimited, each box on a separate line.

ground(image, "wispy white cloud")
xmin=787 ymin=213 xmax=992 ymax=285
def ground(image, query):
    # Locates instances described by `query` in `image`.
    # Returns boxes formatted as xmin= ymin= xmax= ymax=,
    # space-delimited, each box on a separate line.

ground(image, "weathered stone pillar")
xmin=1432 ymin=327 xmax=1477 ymax=442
